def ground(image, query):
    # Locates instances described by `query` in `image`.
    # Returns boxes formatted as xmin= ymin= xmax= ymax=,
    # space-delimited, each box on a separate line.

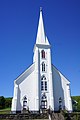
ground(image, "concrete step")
xmin=0 ymin=113 xmax=49 ymax=119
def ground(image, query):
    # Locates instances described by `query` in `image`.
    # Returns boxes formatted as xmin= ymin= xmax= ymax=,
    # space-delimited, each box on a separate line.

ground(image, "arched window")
xmin=41 ymin=76 xmax=47 ymax=91
xmin=59 ymin=97 xmax=62 ymax=110
xmin=42 ymin=94 xmax=47 ymax=100
xmin=42 ymin=62 xmax=45 ymax=72
xmin=41 ymin=50 xmax=45 ymax=59
xmin=41 ymin=94 xmax=47 ymax=109
xmin=41 ymin=75 xmax=46 ymax=80
xmin=23 ymin=96 xmax=27 ymax=110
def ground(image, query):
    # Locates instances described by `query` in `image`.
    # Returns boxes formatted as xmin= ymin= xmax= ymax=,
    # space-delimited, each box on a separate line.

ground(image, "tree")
xmin=0 ymin=96 xmax=5 ymax=109
xmin=5 ymin=97 xmax=12 ymax=108
xmin=72 ymin=96 xmax=80 ymax=112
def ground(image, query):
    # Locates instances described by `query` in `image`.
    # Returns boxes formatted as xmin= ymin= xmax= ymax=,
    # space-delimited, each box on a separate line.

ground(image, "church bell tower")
xmin=33 ymin=8 xmax=54 ymax=111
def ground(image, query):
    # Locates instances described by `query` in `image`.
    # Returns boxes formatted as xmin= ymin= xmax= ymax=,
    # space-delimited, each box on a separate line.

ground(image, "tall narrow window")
xmin=41 ymin=81 xmax=44 ymax=90
xmin=42 ymin=62 xmax=45 ymax=72
xmin=45 ymin=81 xmax=47 ymax=91
xmin=41 ymin=50 xmax=45 ymax=59
xmin=41 ymin=75 xmax=47 ymax=91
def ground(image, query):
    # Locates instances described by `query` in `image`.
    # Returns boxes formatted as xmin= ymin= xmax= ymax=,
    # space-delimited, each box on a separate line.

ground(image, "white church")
xmin=11 ymin=9 xmax=72 ymax=113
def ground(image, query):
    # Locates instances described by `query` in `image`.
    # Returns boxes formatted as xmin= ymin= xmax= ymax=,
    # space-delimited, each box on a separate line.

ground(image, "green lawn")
xmin=0 ymin=108 xmax=11 ymax=114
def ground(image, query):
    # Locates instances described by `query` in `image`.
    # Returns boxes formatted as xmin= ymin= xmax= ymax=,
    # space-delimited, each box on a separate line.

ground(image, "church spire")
xmin=36 ymin=8 xmax=46 ymax=44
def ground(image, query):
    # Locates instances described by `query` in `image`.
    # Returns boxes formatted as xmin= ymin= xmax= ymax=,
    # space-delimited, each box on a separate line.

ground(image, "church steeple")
xmin=36 ymin=8 xmax=50 ymax=45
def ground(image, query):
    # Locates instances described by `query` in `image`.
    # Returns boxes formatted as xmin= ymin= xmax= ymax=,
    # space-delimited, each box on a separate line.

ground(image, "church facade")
xmin=11 ymin=9 xmax=72 ymax=113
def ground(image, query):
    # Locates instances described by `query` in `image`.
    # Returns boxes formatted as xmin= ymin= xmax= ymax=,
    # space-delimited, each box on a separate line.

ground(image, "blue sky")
xmin=0 ymin=0 xmax=80 ymax=97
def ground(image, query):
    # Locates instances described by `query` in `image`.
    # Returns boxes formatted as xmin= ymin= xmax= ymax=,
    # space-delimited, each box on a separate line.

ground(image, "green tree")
xmin=5 ymin=97 xmax=12 ymax=108
xmin=72 ymin=96 xmax=80 ymax=112
xmin=0 ymin=96 xmax=5 ymax=109
xmin=77 ymin=101 xmax=80 ymax=111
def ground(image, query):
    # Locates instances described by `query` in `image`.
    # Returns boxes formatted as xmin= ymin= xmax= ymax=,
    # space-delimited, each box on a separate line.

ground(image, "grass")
xmin=0 ymin=108 xmax=11 ymax=114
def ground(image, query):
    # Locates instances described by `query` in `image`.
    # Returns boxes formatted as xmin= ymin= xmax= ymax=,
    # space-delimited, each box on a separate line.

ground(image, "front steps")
xmin=0 ymin=113 xmax=49 ymax=120
xmin=0 ymin=112 xmax=65 ymax=120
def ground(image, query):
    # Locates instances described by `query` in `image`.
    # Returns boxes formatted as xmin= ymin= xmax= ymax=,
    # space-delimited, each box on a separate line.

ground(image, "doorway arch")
xmin=41 ymin=93 xmax=47 ymax=109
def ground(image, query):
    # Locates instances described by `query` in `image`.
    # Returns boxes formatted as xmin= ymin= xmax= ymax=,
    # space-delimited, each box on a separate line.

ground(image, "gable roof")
xmin=52 ymin=64 xmax=70 ymax=84
xmin=15 ymin=63 xmax=35 ymax=85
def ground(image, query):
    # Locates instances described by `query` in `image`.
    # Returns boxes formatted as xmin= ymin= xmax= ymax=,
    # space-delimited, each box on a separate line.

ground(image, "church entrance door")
xmin=41 ymin=94 xmax=47 ymax=110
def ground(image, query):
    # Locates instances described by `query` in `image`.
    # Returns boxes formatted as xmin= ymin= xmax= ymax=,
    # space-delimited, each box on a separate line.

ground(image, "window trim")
xmin=41 ymin=76 xmax=47 ymax=91
xmin=41 ymin=94 xmax=47 ymax=109
xmin=42 ymin=62 xmax=46 ymax=72
xmin=41 ymin=50 xmax=45 ymax=59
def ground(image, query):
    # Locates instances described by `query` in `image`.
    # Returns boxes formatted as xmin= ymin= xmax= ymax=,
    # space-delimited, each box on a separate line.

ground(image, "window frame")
xmin=42 ymin=62 xmax=46 ymax=72
xmin=41 ymin=94 xmax=47 ymax=109
xmin=41 ymin=50 xmax=45 ymax=59
xmin=41 ymin=75 xmax=47 ymax=91
xmin=23 ymin=96 xmax=27 ymax=110
xmin=45 ymin=81 xmax=47 ymax=91
xmin=41 ymin=81 xmax=44 ymax=91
